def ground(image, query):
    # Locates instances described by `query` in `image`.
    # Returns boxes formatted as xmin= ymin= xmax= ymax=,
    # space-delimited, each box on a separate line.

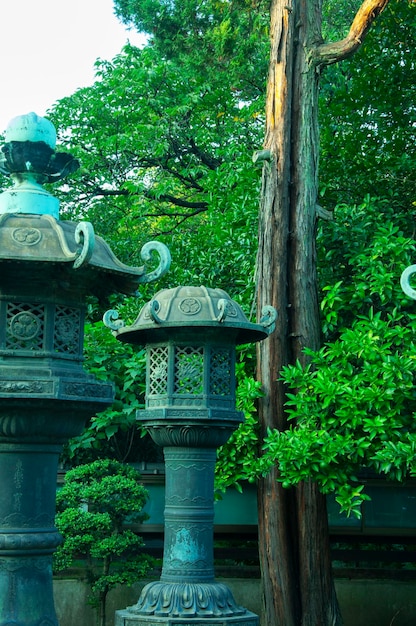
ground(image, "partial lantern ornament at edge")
xmin=400 ymin=264 xmax=416 ymax=301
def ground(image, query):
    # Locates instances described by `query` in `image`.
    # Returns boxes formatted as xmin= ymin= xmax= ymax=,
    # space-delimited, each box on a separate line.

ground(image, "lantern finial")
xmin=0 ymin=113 xmax=79 ymax=218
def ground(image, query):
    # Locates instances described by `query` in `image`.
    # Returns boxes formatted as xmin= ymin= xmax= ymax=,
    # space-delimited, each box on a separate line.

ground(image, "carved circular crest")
xmin=55 ymin=317 xmax=77 ymax=342
xmin=12 ymin=227 xmax=42 ymax=246
xmin=178 ymin=297 xmax=202 ymax=315
xmin=225 ymin=302 xmax=238 ymax=317
xmin=9 ymin=312 xmax=41 ymax=340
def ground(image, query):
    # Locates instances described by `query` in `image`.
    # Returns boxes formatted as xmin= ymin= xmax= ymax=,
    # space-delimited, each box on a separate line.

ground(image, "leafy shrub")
xmin=260 ymin=198 xmax=416 ymax=517
xmin=54 ymin=459 xmax=153 ymax=626
xmin=215 ymin=355 xmax=263 ymax=493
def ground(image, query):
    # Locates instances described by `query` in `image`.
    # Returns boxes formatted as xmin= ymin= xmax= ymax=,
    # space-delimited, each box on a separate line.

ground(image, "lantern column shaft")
xmin=0 ymin=443 xmax=62 ymax=626
xmin=162 ymin=446 xmax=216 ymax=583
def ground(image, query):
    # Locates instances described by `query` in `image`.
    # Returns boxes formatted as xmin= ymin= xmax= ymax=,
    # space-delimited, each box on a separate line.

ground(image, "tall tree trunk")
xmin=256 ymin=0 xmax=389 ymax=624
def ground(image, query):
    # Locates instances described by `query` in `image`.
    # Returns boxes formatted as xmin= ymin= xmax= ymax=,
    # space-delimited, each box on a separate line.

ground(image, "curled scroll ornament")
xmin=260 ymin=305 xmax=278 ymax=334
xmin=102 ymin=309 xmax=125 ymax=332
xmin=73 ymin=221 xmax=95 ymax=269
xmin=139 ymin=241 xmax=171 ymax=284
xmin=148 ymin=299 xmax=163 ymax=324
xmin=216 ymin=298 xmax=229 ymax=322
xmin=400 ymin=265 xmax=416 ymax=301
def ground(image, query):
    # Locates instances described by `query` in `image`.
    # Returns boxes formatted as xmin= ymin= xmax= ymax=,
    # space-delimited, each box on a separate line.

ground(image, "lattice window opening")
xmin=6 ymin=302 xmax=46 ymax=350
xmin=174 ymin=346 xmax=204 ymax=395
xmin=210 ymin=349 xmax=233 ymax=397
xmin=54 ymin=306 xmax=81 ymax=355
xmin=149 ymin=346 xmax=169 ymax=396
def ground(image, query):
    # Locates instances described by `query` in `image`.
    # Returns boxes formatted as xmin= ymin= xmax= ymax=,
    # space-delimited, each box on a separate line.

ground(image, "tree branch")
xmin=150 ymin=208 xmax=209 ymax=236
xmin=189 ymin=138 xmax=222 ymax=170
xmin=91 ymin=186 xmax=209 ymax=211
xmin=142 ymin=206 xmax=208 ymax=221
xmin=314 ymin=0 xmax=390 ymax=66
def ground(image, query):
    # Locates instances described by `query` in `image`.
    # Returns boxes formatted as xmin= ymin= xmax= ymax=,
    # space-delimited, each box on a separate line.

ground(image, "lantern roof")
xmin=0 ymin=113 xmax=171 ymax=296
xmin=105 ymin=285 xmax=277 ymax=345
xmin=0 ymin=213 xmax=171 ymax=296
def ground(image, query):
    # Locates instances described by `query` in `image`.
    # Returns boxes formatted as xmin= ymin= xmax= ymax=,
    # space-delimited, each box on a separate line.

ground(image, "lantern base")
xmin=115 ymin=611 xmax=259 ymax=626
xmin=115 ymin=580 xmax=259 ymax=626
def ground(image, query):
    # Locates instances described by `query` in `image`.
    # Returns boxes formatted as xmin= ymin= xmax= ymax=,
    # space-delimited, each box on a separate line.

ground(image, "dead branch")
xmin=314 ymin=0 xmax=390 ymax=66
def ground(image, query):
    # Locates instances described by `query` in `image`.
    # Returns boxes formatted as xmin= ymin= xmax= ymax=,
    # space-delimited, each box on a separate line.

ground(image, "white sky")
xmin=0 ymin=0 xmax=145 ymax=134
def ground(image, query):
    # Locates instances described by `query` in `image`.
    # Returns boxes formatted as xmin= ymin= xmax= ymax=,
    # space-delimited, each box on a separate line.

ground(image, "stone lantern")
xmin=105 ymin=285 xmax=276 ymax=626
xmin=0 ymin=113 xmax=171 ymax=626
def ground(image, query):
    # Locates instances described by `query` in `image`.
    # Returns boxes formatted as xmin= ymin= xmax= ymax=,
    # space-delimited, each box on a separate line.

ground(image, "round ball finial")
xmin=5 ymin=112 xmax=57 ymax=149
xmin=0 ymin=112 xmax=79 ymax=217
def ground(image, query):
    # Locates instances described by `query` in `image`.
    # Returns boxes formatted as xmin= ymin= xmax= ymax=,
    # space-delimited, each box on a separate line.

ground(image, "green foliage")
xmin=261 ymin=198 xmax=416 ymax=517
xmin=322 ymin=0 xmax=363 ymax=41
xmin=113 ymin=0 xmax=270 ymax=98
xmin=48 ymin=43 xmax=263 ymax=251
xmin=55 ymin=460 xmax=152 ymax=626
xmin=62 ymin=320 xmax=151 ymax=466
xmin=166 ymin=160 xmax=260 ymax=308
xmin=47 ymin=41 xmax=263 ymax=310
xmin=319 ymin=0 xmax=416 ymax=211
xmin=215 ymin=358 xmax=263 ymax=492
xmin=317 ymin=196 xmax=416 ymax=338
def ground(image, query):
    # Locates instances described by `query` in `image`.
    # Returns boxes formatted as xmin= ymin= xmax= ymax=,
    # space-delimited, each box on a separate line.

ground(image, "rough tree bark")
xmin=256 ymin=1 xmax=390 ymax=625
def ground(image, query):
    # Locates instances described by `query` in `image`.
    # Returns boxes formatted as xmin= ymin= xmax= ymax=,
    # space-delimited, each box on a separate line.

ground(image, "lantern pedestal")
xmin=0 ymin=443 xmax=61 ymax=626
xmin=0 ymin=406 xmax=99 ymax=626
xmin=115 ymin=427 xmax=258 ymax=626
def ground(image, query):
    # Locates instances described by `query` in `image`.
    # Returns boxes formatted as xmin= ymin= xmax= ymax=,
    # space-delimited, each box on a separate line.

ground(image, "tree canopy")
xmin=319 ymin=0 xmax=415 ymax=210
xmin=46 ymin=41 xmax=262 ymax=303
xmin=32 ymin=0 xmax=415 ymax=491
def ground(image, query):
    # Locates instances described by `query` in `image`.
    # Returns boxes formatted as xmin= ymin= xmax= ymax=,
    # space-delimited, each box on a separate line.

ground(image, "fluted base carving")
xmin=115 ymin=581 xmax=259 ymax=625
xmin=130 ymin=581 xmax=246 ymax=617
xmin=116 ymin=581 xmax=258 ymax=626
